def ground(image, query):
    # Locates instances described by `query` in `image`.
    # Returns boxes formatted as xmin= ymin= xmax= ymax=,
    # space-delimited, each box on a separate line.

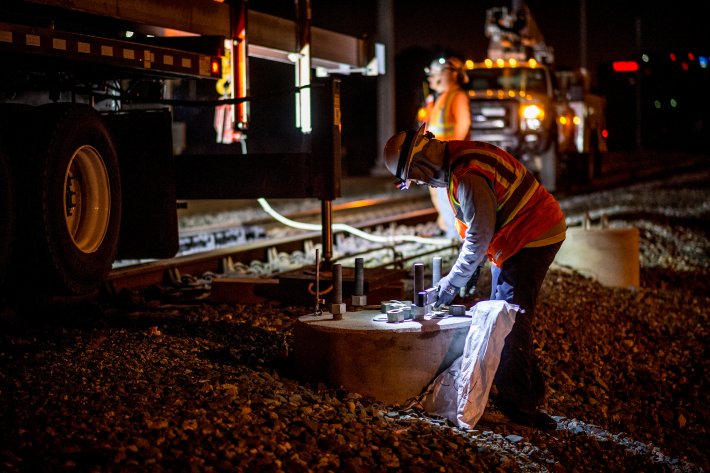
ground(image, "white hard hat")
xmin=426 ymin=56 xmax=469 ymax=84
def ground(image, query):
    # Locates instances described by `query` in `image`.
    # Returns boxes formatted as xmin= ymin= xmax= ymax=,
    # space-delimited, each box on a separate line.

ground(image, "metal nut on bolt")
xmin=386 ymin=308 xmax=404 ymax=323
xmin=449 ymin=304 xmax=466 ymax=316
xmin=331 ymin=303 xmax=346 ymax=319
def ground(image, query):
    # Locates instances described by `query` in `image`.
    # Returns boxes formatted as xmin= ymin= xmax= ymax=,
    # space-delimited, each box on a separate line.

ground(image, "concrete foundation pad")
xmin=555 ymin=226 xmax=640 ymax=288
xmin=294 ymin=309 xmax=472 ymax=406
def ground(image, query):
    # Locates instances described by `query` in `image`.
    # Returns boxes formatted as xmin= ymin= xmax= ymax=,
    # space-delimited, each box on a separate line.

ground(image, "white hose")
xmin=241 ymin=137 xmax=452 ymax=247
xmin=257 ymin=198 xmax=453 ymax=246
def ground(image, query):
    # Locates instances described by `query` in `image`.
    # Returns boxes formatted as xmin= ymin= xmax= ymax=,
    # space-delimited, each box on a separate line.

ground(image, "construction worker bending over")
xmin=383 ymin=124 xmax=566 ymax=430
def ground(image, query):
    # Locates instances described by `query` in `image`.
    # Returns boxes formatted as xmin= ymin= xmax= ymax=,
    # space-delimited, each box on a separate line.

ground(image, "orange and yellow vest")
xmin=447 ymin=141 xmax=566 ymax=266
xmin=425 ymin=88 xmax=467 ymax=140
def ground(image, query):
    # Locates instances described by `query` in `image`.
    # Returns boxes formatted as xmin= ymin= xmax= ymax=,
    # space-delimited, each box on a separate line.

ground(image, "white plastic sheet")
xmin=420 ymin=300 xmax=519 ymax=429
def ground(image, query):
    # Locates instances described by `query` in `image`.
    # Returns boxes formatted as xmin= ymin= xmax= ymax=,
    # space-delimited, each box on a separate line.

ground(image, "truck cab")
xmin=466 ymin=57 xmax=576 ymax=191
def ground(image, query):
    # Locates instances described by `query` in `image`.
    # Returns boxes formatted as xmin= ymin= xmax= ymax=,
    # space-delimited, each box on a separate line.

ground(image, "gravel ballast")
xmin=1 ymin=168 xmax=708 ymax=472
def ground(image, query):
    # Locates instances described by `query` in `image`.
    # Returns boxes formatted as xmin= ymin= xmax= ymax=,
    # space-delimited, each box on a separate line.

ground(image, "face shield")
xmin=383 ymin=124 xmax=432 ymax=190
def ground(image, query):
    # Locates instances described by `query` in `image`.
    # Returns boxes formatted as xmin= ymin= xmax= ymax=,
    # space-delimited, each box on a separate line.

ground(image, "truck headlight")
xmin=521 ymin=104 xmax=545 ymax=131
xmin=522 ymin=104 xmax=544 ymax=120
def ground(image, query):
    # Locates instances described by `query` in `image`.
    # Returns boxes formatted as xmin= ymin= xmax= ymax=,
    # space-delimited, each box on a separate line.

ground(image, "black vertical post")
xmin=413 ymin=263 xmax=424 ymax=304
xmin=354 ymin=258 xmax=364 ymax=297
xmin=332 ymin=263 xmax=342 ymax=304
xmin=311 ymin=77 xmax=342 ymax=265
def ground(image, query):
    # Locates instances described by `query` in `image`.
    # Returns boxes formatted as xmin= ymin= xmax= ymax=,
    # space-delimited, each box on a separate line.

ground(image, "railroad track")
xmin=105 ymin=192 xmax=456 ymax=298
xmin=105 ymin=152 xmax=708 ymax=300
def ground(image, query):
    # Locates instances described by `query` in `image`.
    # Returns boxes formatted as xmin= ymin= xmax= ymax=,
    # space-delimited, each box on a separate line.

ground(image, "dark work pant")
xmin=489 ymin=241 xmax=563 ymax=412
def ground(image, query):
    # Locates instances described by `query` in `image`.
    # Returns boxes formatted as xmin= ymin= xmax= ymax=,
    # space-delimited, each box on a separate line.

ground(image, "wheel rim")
xmin=63 ymin=145 xmax=111 ymax=254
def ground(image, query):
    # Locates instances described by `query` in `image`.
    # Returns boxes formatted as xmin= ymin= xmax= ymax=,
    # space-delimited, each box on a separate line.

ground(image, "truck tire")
xmin=590 ymin=135 xmax=603 ymax=179
xmin=579 ymin=151 xmax=593 ymax=185
xmin=16 ymin=104 xmax=121 ymax=297
xmin=539 ymin=141 xmax=560 ymax=192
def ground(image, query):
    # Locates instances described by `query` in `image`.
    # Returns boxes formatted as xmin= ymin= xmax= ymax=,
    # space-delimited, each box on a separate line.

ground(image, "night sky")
xmin=300 ymin=0 xmax=707 ymax=84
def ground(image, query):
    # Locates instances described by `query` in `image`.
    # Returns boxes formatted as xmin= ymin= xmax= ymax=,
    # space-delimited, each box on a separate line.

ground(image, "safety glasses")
xmin=396 ymin=178 xmax=425 ymax=190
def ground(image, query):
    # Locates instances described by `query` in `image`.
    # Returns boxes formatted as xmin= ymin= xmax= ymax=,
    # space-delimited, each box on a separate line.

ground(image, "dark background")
xmin=191 ymin=1 xmax=708 ymax=175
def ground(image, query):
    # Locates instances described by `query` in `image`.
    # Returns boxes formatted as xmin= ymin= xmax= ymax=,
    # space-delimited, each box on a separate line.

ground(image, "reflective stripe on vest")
xmin=448 ymin=142 xmax=539 ymax=232
xmin=426 ymin=89 xmax=461 ymax=140
xmin=446 ymin=141 xmax=563 ymax=265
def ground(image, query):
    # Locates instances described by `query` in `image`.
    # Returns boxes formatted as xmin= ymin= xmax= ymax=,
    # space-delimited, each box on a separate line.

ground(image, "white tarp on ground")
xmin=421 ymin=300 xmax=519 ymax=429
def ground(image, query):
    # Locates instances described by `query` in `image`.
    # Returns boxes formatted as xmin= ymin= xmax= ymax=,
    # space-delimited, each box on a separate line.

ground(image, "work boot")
xmin=496 ymin=400 xmax=558 ymax=430
xmin=528 ymin=411 xmax=558 ymax=430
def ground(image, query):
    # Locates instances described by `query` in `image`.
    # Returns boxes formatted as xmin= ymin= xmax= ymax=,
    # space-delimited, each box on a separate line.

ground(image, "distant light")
xmin=210 ymin=58 xmax=221 ymax=77
xmin=670 ymin=99 xmax=678 ymax=108
xmin=699 ymin=57 xmax=708 ymax=68
xmin=681 ymin=62 xmax=689 ymax=71
xmin=125 ymin=30 xmax=134 ymax=38
xmin=601 ymin=129 xmax=609 ymax=139
xmin=688 ymin=52 xmax=695 ymax=61
xmin=654 ymin=100 xmax=661 ymax=109
xmin=522 ymin=104 xmax=543 ymax=120
xmin=612 ymin=61 xmax=639 ymax=72
xmin=465 ymin=59 xmax=474 ymax=69
xmin=641 ymin=54 xmax=649 ymax=63
xmin=670 ymin=53 xmax=677 ymax=61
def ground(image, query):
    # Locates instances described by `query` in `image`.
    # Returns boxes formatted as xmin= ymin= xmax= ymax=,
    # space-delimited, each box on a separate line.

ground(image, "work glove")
xmin=435 ymin=276 xmax=459 ymax=309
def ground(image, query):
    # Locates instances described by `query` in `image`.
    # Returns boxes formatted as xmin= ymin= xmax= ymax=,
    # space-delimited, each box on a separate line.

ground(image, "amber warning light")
xmin=612 ymin=61 xmax=639 ymax=73
xmin=210 ymin=58 xmax=222 ymax=77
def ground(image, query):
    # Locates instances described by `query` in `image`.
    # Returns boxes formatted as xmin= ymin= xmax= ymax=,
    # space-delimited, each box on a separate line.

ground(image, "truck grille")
xmin=470 ymin=99 xmax=517 ymax=133
xmin=469 ymin=99 xmax=520 ymax=151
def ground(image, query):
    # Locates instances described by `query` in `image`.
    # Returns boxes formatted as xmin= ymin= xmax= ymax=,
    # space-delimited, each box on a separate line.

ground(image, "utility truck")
xmin=467 ymin=1 xmax=607 ymax=191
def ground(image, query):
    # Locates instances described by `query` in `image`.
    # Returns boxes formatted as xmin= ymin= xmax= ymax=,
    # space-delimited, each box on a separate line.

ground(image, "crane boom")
xmin=485 ymin=2 xmax=554 ymax=64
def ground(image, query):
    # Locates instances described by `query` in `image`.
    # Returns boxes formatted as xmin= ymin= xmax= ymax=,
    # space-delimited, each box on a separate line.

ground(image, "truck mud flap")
xmin=105 ymin=109 xmax=179 ymax=260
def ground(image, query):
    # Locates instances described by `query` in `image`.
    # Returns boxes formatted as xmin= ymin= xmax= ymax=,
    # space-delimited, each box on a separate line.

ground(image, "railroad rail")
xmin=106 ymin=190 xmax=458 ymax=301
xmin=104 ymin=150 xmax=708 ymax=303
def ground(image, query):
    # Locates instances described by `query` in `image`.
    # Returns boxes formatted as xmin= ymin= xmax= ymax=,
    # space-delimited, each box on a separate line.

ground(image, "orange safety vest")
xmin=447 ymin=141 xmax=566 ymax=266
xmin=426 ymin=88 xmax=466 ymax=140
